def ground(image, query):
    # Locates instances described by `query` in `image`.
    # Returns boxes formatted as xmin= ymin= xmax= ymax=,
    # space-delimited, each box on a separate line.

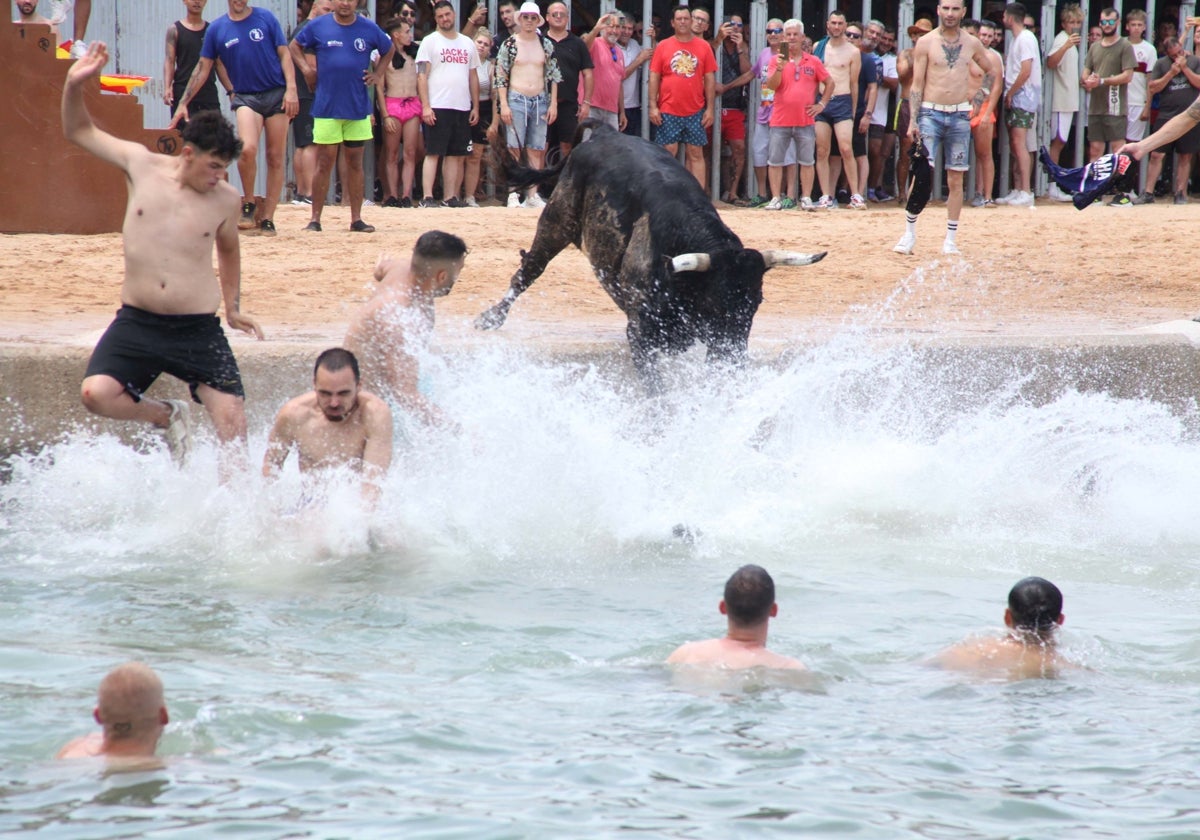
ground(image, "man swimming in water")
xmin=667 ymin=564 xmax=807 ymax=670
xmin=263 ymin=348 xmax=393 ymax=507
xmin=932 ymin=576 xmax=1068 ymax=678
xmin=343 ymin=230 xmax=468 ymax=430
xmin=57 ymin=662 xmax=169 ymax=764
xmin=64 ymin=43 xmax=263 ymax=470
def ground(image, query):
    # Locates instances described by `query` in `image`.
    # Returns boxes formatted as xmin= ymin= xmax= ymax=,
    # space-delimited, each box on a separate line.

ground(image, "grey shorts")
xmin=768 ymin=124 xmax=816 ymax=166
xmin=231 ymin=86 xmax=287 ymax=119
xmin=1088 ymin=113 xmax=1126 ymax=143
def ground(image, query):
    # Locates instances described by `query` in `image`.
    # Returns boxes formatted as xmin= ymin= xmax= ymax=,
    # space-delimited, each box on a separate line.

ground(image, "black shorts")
xmin=471 ymin=101 xmax=493 ymax=145
xmin=231 ymin=86 xmax=287 ymax=119
xmin=293 ymin=97 xmax=315 ymax=148
xmin=547 ymin=101 xmax=580 ymax=147
xmin=85 ymin=305 xmax=245 ymax=402
xmin=1152 ymin=115 xmax=1200 ymax=155
xmin=829 ymin=120 xmax=868 ymax=158
xmin=423 ymin=108 xmax=471 ymax=156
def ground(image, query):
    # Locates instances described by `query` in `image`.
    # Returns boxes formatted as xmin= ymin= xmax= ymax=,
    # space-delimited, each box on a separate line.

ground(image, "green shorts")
xmin=313 ymin=116 xmax=373 ymax=145
xmin=1005 ymin=106 xmax=1035 ymax=129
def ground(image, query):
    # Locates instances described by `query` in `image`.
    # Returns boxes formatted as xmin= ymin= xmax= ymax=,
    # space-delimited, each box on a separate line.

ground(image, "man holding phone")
xmin=714 ymin=15 xmax=752 ymax=203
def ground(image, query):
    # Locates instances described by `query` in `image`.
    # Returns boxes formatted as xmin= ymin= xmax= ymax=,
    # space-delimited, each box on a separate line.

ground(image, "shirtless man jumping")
xmin=813 ymin=10 xmax=863 ymax=209
xmin=263 ymin=348 xmax=393 ymax=506
xmin=893 ymin=0 xmax=995 ymax=256
xmin=64 ymin=43 xmax=263 ymax=470
xmin=346 ymin=231 xmax=468 ymax=430
xmin=667 ymin=564 xmax=807 ymax=671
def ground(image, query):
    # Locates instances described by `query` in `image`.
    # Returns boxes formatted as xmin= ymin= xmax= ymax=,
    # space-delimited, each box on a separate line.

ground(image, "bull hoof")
xmin=474 ymin=308 xmax=508 ymax=330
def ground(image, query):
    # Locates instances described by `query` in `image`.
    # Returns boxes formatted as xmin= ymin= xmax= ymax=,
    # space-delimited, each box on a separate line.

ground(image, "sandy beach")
xmin=2 ymin=198 xmax=1197 ymax=351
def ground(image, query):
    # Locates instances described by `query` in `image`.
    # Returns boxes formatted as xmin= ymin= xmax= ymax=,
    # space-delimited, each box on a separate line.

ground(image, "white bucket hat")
xmin=517 ymin=1 xmax=544 ymax=27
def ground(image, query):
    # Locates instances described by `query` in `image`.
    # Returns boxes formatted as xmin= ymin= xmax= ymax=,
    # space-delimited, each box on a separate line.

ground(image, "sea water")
xmin=3 ymin=314 xmax=1200 ymax=838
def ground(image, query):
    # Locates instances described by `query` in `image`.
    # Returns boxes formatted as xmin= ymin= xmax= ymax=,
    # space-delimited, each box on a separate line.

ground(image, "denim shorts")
xmin=917 ymin=107 xmax=971 ymax=171
xmin=505 ymin=91 xmax=550 ymax=151
xmin=768 ymin=124 xmax=815 ymax=166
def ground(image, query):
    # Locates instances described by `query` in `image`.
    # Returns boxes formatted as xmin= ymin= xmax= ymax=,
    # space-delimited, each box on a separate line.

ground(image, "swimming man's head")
xmin=1006 ymin=577 xmax=1064 ymax=636
xmin=722 ymin=564 xmax=777 ymax=628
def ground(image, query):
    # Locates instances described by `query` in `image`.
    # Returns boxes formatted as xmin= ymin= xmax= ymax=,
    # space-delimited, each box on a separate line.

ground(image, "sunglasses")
xmin=1100 ymin=18 xmax=1118 ymax=24
xmin=846 ymin=32 xmax=862 ymax=39
xmin=766 ymin=27 xmax=783 ymax=33
xmin=727 ymin=21 xmax=743 ymax=28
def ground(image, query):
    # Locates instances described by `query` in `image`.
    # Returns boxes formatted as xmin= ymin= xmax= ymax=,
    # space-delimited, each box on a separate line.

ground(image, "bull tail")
xmin=489 ymin=129 xmax=568 ymax=194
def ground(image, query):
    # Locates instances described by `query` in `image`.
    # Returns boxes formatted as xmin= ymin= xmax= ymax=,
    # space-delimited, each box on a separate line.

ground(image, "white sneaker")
xmin=524 ymin=192 xmax=546 ymax=209
xmin=993 ymin=193 xmax=1011 ymax=205
xmin=942 ymin=239 xmax=961 ymax=255
xmin=893 ymin=232 xmax=915 ymax=254
xmin=69 ymin=39 xmax=88 ymax=59
xmin=463 ymin=195 xmax=480 ymax=208
xmin=1048 ymin=184 xmax=1073 ymax=203
xmin=849 ymin=193 xmax=867 ymax=210
xmin=799 ymin=196 xmax=815 ymax=211
xmin=507 ymin=192 xmax=523 ymax=208
xmin=163 ymin=399 xmax=192 ymax=465
xmin=1008 ymin=190 xmax=1034 ymax=207
xmin=764 ymin=196 xmax=783 ymax=210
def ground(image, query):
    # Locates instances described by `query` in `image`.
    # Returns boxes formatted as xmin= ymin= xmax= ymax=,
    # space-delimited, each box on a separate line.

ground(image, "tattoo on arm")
xmin=910 ymin=87 xmax=922 ymax=113
xmin=1188 ymin=97 xmax=1200 ymax=122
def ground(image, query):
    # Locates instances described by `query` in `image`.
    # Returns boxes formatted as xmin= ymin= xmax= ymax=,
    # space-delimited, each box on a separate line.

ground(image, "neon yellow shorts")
xmin=313 ymin=117 xmax=373 ymax=145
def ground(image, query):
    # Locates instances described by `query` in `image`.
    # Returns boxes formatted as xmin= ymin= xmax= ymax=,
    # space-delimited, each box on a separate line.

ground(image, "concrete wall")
xmin=3 ymin=337 xmax=1199 ymax=464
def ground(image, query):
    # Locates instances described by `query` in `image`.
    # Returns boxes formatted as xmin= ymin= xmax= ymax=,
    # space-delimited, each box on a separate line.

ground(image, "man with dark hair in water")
xmin=65 ymin=43 xmax=263 ymax=473
xmin=933 ymin=576 xmax=1068 ymax=677
xmin=667 ymin=564 xmax=807 ymax=670
xmin=58 ymin=662 xmax=169 ymax=763
xmin=344 ymin=231 xmax=467 ymax=430
xmin=263 ymin=347 xmax=393 ymax=506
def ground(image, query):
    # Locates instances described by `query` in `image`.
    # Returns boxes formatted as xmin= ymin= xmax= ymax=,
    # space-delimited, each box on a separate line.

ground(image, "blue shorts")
xmin=656 ymin=109 xmax=707 ymax=147
xmin=505 ymin=91 xmax=550 ymax=151
xmin=917 ymin=107 xmax=972 ymax=171
xmin=816 ymin=93 xmax=853 ymax=125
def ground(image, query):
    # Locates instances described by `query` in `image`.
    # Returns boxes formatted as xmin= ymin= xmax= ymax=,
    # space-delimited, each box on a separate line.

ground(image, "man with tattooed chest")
xmin=892 ymin=0 xmax=995 ymax=256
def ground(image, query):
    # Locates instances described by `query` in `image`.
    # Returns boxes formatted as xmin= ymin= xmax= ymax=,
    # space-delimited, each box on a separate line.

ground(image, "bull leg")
xmin=475 ymin=203 xmax=578 ymax=331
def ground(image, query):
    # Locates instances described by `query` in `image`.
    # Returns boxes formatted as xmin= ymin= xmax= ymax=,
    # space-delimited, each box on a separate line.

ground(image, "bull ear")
xmin=671 ymin=253 xmax=712 ymax=273
xmin=761 ymin=250 xmax=827 ymax=268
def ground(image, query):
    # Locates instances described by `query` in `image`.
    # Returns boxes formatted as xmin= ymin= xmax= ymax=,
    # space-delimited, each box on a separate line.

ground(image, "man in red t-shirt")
xmin=648 ymin=5 xmax=718 ymax=185
xmin=764 ymin=20 xmax=835 ymax=210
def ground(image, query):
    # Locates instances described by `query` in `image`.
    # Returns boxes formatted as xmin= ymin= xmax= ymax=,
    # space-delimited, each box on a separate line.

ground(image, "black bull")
xmin=474 ymin=122 xmax=826 ymax=382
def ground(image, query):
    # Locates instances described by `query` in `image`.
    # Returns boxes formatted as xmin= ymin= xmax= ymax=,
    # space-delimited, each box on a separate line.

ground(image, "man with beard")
xmin=263 ymin=347 xmax=393 ymax=506
xmin=343 ymin=230 xmax=468 ymax=430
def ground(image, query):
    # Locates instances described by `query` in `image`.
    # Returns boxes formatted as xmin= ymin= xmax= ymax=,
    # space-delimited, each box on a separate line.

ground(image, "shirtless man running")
xmin=813 ymin=11 xmax=863 ymax=209
xmin=893 ymin=0 xmax=995 ymax=256
xmin=263 ymin=348 xmax=393 ymax=506
xmin=932 ymin=577 xmax=1070 ymax=680
xmin=964 ymin=19 xmax=1003 ymax=207
xmin=64 ymin=43 xmax=263 ymax=470
xmin=345 ymin=231 xmax=468 ymax=430
xmin=58 ymin=662 xmax=169 ymax=766
xmin=667 ymin=564 xmax=807 ymax=670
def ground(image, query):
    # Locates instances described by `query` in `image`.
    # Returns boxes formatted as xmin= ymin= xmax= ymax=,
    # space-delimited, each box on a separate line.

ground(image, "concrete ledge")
xmin=2 ymin=330 xmax=1199 ymax=462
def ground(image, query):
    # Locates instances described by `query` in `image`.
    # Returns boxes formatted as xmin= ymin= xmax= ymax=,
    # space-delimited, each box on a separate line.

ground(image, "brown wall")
xmin=0 ymin=23 xmax=180 ymax=235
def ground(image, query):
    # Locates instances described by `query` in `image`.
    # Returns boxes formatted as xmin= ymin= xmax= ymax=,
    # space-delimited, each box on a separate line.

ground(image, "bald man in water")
xmin=932 ymin=576 xmax=1068 ymax=678
xmin=58 ymin=662 xmax=169 ymax=761
xmin=668 ymin=564 xmax=807 ymax=670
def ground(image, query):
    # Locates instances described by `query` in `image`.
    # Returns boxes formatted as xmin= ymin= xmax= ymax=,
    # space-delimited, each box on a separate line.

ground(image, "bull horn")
xmin=670 ymin=253 xmax=711 ymax=273
xmin=762 ymin=249 xmax=827 ymax=268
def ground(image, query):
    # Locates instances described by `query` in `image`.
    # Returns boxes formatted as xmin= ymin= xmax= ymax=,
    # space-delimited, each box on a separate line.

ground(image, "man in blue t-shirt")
xmin=170 ymin=1 xmax=299 ymax=236
xmin=291 ymin=2 xmax=393 ymax=233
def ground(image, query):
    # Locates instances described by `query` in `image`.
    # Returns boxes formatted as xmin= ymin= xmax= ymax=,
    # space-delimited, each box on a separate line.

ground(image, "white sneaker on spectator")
xmin=524 ymin=192 xmax=546 ymax=209
xmin=69 ymin=39 xmax=88 ymax=59
xmin=764 ymin=196 xmax=783 ymax=210
xmin=798 ymin=196 xmax=815 ymax=211
xmin=942 ymin=239 xmax=961 ymax=255
xmin=1048 ymin=184 xmax=1073 ymax=203
xmin=817 ymin=194 xmax=835 ymax=210
xmin=849 ymin=193 xmax=867 ymax=209
xmin=893 ymin=232 xmax=915 ymax=254
xmin=1008 ymin=190 xmax=1034 ymax=207
xmin=506 ymin=192 xmax=523 ymax=208
xmin=463 ymin=196 xmax=480 ymax=208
